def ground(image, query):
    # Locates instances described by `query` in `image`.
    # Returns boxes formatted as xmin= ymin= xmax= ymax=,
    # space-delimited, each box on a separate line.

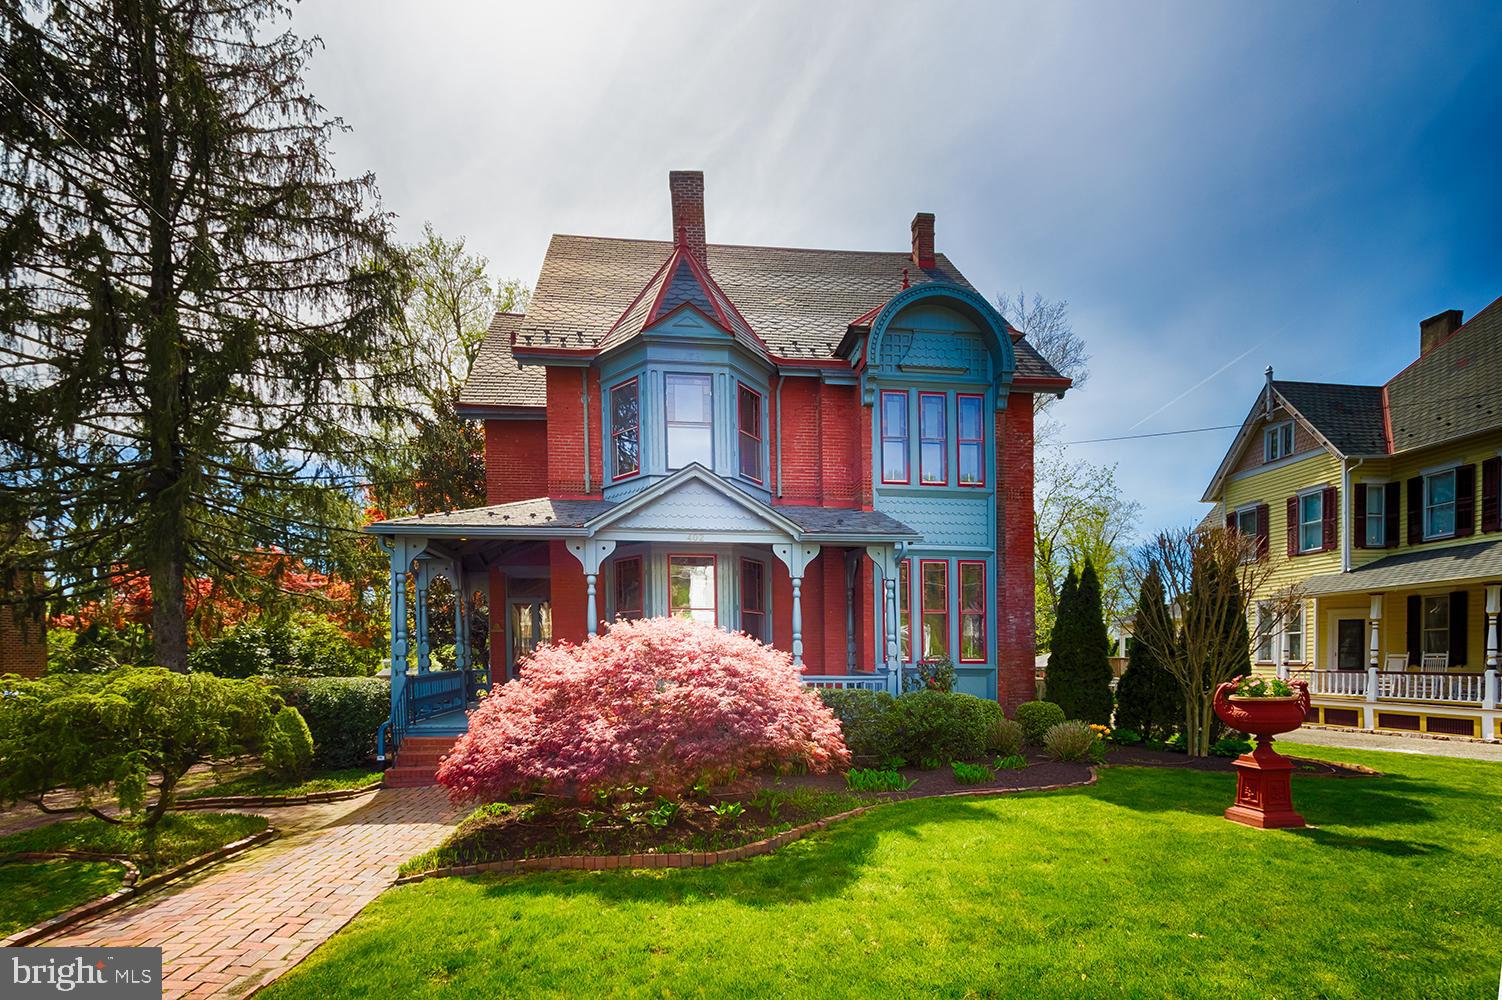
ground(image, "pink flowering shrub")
xmin=436 ymin=617 xmax=850 ymax=802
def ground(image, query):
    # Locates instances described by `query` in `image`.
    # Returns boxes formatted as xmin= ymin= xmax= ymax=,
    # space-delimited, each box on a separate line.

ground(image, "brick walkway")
xmin=50 ymin=787 xmax=459 ymax=999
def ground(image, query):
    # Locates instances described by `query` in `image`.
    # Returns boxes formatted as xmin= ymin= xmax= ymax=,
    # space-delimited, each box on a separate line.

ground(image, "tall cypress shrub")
xmin=1114 ymin=565 xmax=1183 ymax=740
xmin=1047 ymin=560 xmax=1115 ymax=724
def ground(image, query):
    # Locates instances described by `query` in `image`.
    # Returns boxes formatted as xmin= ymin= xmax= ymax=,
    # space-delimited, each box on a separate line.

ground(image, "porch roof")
xmin=365 ymin=465 xmax=921 ymax=545
xmin=1301 ymin=538 xmax=1502 ymax=596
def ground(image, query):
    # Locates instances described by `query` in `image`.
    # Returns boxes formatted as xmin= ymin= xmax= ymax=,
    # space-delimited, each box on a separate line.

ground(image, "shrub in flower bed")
xmin=817 ymin=689 xmax=898 ymax=760
xmin=986 ymin=717 xmax=1025 ymax=758
xmin=950 ymin=761 xmax=994 ymax=784
xmin=887 ymin=690 xmax=1003 ymax=764
xmin=1210 ymin=733 xmax=1254 ymax=758
xmin=437 ymin=617 xmax=849 ymax=803
xmin=1042 ymin=720 xmax=1099 ymax=762
xmin=1016 ymin=701 xmax=1065 ymax=745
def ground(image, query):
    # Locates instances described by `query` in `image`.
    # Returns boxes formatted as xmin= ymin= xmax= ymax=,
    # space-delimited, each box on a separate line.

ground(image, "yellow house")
xmin=1201 ymin=297 xmax=1502 ymax=741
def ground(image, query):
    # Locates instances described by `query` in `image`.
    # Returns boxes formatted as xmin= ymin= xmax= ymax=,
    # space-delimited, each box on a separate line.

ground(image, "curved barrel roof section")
xmin=864 ymin=281 xmax=1017 ymax=387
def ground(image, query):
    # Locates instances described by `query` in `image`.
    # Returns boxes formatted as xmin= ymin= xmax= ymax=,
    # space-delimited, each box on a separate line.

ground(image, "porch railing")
xmin=405 ymin=669 xmax=467 ymax=724
xmin=803 ymin=673 xmax=892 ymax=693
xmin=1288 ymin=668 xmax=1497 ymax=708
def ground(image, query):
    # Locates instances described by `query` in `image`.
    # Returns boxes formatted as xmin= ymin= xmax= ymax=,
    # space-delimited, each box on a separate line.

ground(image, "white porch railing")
xmin=1288 ymin=668 xmax=1496 ymax=707
xmin=803 ymin=674 xmax=891 ymax=693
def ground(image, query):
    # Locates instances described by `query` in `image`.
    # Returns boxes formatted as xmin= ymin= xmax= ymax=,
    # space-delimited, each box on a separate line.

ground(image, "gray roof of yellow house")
xmin=1300 ymin=538 xmax=1502 ymax=596
xmin=459 ymin=234 xmax=1065 ymax=411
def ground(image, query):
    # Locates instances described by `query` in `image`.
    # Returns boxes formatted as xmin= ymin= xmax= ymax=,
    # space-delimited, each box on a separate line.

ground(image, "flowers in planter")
xmin=1231 ymin=675 xmax=1295 ymax=699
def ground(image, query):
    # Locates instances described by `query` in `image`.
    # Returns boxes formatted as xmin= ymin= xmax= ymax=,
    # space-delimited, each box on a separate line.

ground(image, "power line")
xmin=1062 ymin=424 xmax=1241 ymax=446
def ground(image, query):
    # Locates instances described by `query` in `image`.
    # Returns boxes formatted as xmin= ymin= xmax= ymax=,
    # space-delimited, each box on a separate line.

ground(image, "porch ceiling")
xmin=1302 ymin=538 xmax=1502 ymax=596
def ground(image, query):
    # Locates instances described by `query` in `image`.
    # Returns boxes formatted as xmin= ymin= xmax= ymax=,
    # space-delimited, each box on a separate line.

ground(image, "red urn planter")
xmin=1212 ymin=680 xmax=1311 ymax=829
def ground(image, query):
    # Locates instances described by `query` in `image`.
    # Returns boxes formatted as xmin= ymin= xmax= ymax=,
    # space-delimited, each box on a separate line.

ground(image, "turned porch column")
xmin=774 ymin=542 xmax=822 ymax=671
xmin=790 ymin=576 xmax=805 ymax=666
xmin=565 ymin=538 xmax=617 ymax=638
xmin=413 ymin=561 xmax=433 ymax=673
xmin=1368 ymin=593 xmax=1383 ymax=670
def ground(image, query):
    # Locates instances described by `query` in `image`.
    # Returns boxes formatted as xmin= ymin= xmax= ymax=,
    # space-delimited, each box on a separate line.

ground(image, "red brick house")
xmin=368 ymin=171 xmax=1068 ymax=756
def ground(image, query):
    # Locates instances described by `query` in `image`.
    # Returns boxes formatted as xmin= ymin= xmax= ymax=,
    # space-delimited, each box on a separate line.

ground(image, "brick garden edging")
xmin=174 ymin=780 xmax=384 ymax=811
xmin=0 ymin=826 xmax=278 ymax=947
xmin=393 ymin=770 xmax=1099 ymax=885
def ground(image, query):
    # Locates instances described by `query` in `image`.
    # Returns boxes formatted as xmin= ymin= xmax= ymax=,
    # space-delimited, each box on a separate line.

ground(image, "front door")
xmin=508 ymin=600 xmax=552 ymax=680
xmin=1335 ymin=619 xmax=1365 ymax=670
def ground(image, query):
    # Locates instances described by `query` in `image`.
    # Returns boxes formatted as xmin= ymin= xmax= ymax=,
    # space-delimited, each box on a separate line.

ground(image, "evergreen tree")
xmin=0 ymin=0 xmax=407 ymax=669
xmin=1046 ymin=560 xmax=1115 ymax=724
xmin=1114 ymin=564 xmax=1183 ymax=740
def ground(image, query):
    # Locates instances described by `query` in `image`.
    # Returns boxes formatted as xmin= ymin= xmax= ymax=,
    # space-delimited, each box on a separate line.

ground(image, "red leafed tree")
xmin=437 ymin=617 xmax=850 ymax=802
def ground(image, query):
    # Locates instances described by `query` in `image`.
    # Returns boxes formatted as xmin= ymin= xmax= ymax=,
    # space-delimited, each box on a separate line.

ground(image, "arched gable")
xmin=861 ymin=282 xmax=1016 ymax=407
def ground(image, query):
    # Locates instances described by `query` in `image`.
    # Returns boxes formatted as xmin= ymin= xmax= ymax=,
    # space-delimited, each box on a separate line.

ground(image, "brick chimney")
xmin=669 ymin=171 xmax=707 ymax=267
xmin=1419 ymin=309 xmax=1463 ymax=356
xmin=910 ymin=212 xmax=935 ymax=271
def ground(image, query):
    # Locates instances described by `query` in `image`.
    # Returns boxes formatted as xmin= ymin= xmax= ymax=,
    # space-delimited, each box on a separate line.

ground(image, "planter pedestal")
xmin=1224 ymin=738 xmax=1304 ymax=829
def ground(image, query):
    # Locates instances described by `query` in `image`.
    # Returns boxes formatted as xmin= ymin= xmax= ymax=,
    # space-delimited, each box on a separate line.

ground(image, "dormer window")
xmin=737 ymin=384 xmax=763 ymax=481
xmin=1264 ymin=421 xmax=1295 ymax=462
xmin=610 ymin=378 xmax=640 ymax=479
xmin=666 ymin=373 xmax=713 ymax=469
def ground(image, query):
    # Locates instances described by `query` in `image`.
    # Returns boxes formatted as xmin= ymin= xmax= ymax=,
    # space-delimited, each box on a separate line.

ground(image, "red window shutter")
xmin=1384 ymin=482 xmax=1401 ymax=548
xmin=1225 ymin=511 xmax=1236 ymax=533
xmin=1407 ymin=477 xmax=1424 ymax=544
xmin=1256 ymin=503 xmax=1270 ymax=561
xmin=1353 ymin=483 xmax=1367 ymax=550
xmin=1455 ymin=464 xmax=1476 ymax=538
xmin=1482 ymin=456 xmax=1502 ymax=533
xmin=1321 ymin=485 xmax=1338 ymax=551
xmin=1286 ymin=496 xmax=1299 ymax=557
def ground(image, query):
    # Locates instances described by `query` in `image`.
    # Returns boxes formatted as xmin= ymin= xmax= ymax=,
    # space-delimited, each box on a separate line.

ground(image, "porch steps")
xmin=384 ymin=735 xmax=460 ymax=788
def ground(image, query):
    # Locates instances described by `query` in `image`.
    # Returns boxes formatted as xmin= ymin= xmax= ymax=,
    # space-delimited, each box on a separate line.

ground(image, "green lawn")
xmin=262 ymin=744 xmax=1501 ymax=999
xmin=0 ymin=859 xmax=125 ymax=935
xmin=0 ymin=812 xmax=268 ymax=877
xmin=180 ymin=766 xmax=382 ymax=801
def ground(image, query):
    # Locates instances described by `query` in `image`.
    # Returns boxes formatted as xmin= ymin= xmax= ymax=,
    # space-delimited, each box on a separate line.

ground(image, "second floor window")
xmin=880 ymin=391 xmax=908 ymax=483
xmin=666 ymin=374 xmax=713 ymax=469
xmin=958 ymin=394 xmax=984 ymax=486
xmin=1299 ymin=491 xmax=1323 ymax=553
xmin=919 ymin=393 xmax=947 ymax=485
xmin=737 ymin=384 xmax=762 ymax=481
xmin=1264 ymin=421 xmax=1294 ymax=462
xmin=1365 ymin=486 xmax=1386 ymax=547
xmin=610 ymin=378 xmax=640 ymax=479
xmin=1425 ymin=469 xmax=1457 ymax=538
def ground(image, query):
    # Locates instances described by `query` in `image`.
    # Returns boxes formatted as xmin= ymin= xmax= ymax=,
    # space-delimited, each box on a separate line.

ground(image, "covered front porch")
xmin=366 ymin=465 xmax=921 ymax=755
xmin=1283 ymin=539 xmax=1502 ymax=741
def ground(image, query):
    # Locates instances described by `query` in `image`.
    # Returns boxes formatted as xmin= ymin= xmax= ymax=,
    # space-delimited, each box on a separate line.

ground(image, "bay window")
xmin=958 ymin=394 xmax=984 ymax=487
xmin=610 ymin=378 xmax=640 ymax=479
xmin=919 ymin=393 xmax=947 ymax=485
xmin=880 ymin=391 xmax=909 ymax=484
xmin=668 ymin=555 xmax=716 ymax=626
xmin=897 ymin=559 xmax=912 ymax=660
xmin=737 ymin=384 xmax=763 ymax=481
xmin=666 ymin=374 xmax=713 ymax=469
xmin=958 ymin=561 xmax=985 ymax=662
xmin=920 ymin=560 xmax=949 ymax=659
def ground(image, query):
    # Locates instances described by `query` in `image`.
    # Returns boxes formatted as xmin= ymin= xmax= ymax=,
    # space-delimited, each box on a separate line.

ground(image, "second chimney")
xmin=911 ymin=212 xmax=935 ymax=271
xmin=1419 ymin=309 xmax=1463 ymax=356
xmin=669 ymin=170 xmax=707 ymax=266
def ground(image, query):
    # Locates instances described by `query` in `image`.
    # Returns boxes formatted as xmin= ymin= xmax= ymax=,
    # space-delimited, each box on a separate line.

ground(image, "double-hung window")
xmin=958 ymin=561 xmax=986 ymax=662
xmin=1299 ymin=491 xmax=1324 ymax=553
xmin=957 ymin=394 xmax=984 ymax=487
xmin=880 ymin=391 xmax=909 ymax=483
xmin=1422 ymin=596 xmax=1450 ymax=656
xmin=1264 ymin=421 xmax=1294 ymax=462
xmin=613 ymin=557 xmax=643 ymax=620
xmin=920 ymin=560 xmax=949 ymax=659
xmin=737 ymin=385 xmax=763 ymax=482
xmin=610 ymin=378 xmax=640 ymax=479
xmin=739 ymin=558 xmax=766 ymax=641
xmin=1424 ymin=469 xmax=1457 ymax=538
xmin=1365 ymin=485 xmax=1386 ymax=547
xmin=1235 ymin=507 xmax=1258 ymax=537
xmin=1283 ymin=603 xmax=1304 ymax=663
xmin=665 ymin=374 xmax=713 ymax=469
xmin=1255 ymin=603 xmax=1275 ymax=662
xmin=897 ymin=559 xmax=912 ymax=660
xmin=919 ymin=393 xmax=947 ymax=485
xmin=668 ymin=555 xmax=716 ymax=626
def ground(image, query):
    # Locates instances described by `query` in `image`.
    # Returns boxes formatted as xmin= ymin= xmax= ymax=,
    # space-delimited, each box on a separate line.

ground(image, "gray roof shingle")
xmin=461 ymin=235 xmax=1066 ymax=408
xmin=1273 ymin=381 xmax=1389 ymax=456
xmin=1386 ymin=295 xmax=1502 ymax=453
xmin=1301 ymin=538 xmax=1502 ymax=595
xmin=773 ymin=504 xmax=921 ymax=539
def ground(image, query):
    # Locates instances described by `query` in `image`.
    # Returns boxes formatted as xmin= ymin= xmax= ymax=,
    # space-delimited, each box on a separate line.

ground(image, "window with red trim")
xmin=610 ymin=378 xmax=640 ymax=479
xmin=737 ymin=384 xmax=763 ymax=481
xmin=613 ymin=557 xmax=643 ymax=620
xmin=886 ymin=559 xmax=913 ymax=661
xmin=919 ymin=393 xmax=947 ymax=485
xmin=739 ymin=558 xmax=766 ymax=640
xmin=957 ymin=395 xmax=984 ymax=487
xmin=920 ymin=559 xmax=949 ymax=659
xmin=880 ymin=391 xmax=909 ymax=484
xmin=958 ymin=561 xmax=985 ymax=661
xmin=668 ymin=555 xmax=716 ymax=626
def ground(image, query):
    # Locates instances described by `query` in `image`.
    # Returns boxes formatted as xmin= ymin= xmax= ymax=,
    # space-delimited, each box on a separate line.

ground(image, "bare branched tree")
xmin=1133 ymin=526 xmax=1304 ymax=757
xmin=996 ymin=290 xmax=1088 ymax=414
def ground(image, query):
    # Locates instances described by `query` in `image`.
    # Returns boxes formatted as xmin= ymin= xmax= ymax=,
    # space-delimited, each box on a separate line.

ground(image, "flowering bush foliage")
xmin=437 ymin=617 xmax=849 ymax=802
xmin=1232 ymin=675 xmax=1294 ymax=698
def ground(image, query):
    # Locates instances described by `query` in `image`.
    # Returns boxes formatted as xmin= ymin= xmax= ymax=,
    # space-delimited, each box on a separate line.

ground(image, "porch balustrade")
xmin=1287 ymin=667 xmax=1498 ymax=708
xmin=802 ymin=674 xmax=891 ymax=693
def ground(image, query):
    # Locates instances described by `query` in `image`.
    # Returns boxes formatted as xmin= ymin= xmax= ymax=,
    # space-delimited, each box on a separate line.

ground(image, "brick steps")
xmin=384 ymin=735 xmax=460 ymax=788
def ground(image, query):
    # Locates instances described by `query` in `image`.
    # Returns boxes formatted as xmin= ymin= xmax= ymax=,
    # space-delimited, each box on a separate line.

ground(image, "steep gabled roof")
xmin=1385 ymin=294 xmax=1502 ymax=453
xmin=597 ymin=237 xmax=765 ymax=357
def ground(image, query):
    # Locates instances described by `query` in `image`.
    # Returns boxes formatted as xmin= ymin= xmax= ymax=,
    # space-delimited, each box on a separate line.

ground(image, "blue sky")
xmin=293 ymin=0 xmax=1502 ymax=538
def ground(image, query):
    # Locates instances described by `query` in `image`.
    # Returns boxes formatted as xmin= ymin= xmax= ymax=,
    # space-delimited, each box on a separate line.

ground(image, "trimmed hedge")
xmin=272 ymin=677 xmax=387 ymax=768
xmin=264 ymin=707 xmax=315 ymax=780
xmin=817 ymin=689 xmax=897 ymax=760
xmin=818 ymin=688 xmax=1003 ymax=764
xmin=1016 ymin=701 xmax=1066 ymax=745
